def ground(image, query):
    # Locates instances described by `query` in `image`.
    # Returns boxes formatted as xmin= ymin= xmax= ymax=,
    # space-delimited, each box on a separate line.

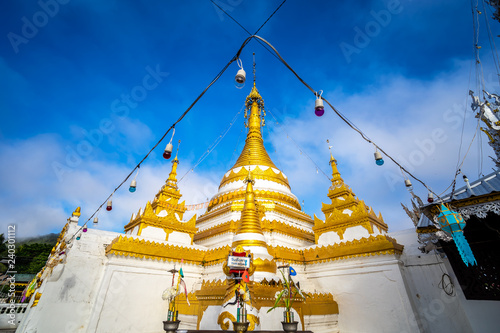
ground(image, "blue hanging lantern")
xmin=437 ymin=204 xmax=476 ymax=266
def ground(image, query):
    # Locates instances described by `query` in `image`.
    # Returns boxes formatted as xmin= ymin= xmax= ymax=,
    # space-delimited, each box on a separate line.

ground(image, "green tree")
xmin=15 ymin=243 xmax=54 ymax=274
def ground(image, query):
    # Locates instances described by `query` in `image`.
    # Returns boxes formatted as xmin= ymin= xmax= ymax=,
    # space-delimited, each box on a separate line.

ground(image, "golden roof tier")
xmin=313 ymin=152 xmax=390 ymax=244
xmin=124 ymin=154 xmax=197 ymax=243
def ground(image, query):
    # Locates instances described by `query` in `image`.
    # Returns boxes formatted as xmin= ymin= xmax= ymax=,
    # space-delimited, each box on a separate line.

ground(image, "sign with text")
xmin=228 ymin=256 xmax=250 ymax=269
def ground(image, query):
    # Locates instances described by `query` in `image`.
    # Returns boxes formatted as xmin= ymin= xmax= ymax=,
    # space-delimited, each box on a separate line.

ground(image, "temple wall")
xmin=17 ymin=223 xmax=205 ymax=333
xmin=392 ymin=229 xmax=500 ymax=333
xmin=16 ymin=224 xmax=120 ymax=333
xmin=305 ymin=255 xmax=419 ymax=333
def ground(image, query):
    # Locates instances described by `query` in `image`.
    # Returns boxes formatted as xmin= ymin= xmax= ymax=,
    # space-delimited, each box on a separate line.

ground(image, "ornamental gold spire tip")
xmin=327 ymin=140 xmax=342 ymax=186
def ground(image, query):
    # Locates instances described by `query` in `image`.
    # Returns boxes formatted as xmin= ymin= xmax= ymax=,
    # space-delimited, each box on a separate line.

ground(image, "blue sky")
xmin=1 ymin=0 xmax=499 ymax=238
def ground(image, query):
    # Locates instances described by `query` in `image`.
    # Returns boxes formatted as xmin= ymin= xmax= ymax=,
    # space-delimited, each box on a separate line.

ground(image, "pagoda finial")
xmin=72 ymin=207 xmax=81 ymax=217
xmin=253 ymin=52 xmax=256 ymax=84
xmin=173 ymin=139 xmax=181 ymax=161
xmin=165 ymin=141 xmax=180 ymax=188
xmin=327 ymin=140 xmax=343 ymax=187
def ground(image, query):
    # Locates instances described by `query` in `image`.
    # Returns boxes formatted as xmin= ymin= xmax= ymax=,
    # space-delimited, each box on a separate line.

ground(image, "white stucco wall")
xmin=305 ymin=255 xmax=419 ymax=333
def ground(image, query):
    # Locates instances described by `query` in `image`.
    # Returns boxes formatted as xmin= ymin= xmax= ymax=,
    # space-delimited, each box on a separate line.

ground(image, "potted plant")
xmin=267 ymin=265 xmax=307 ymax=333
xmin=162 ymin=262 xmax=189 ymax=333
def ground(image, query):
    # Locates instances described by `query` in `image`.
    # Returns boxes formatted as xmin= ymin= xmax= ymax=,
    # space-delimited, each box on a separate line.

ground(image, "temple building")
xmin=14 ymin=84 xmax=500 ymax=333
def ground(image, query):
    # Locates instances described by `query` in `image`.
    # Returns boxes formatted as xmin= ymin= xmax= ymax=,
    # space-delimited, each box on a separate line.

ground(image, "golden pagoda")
xmin=195 ymin=82 xmax=315 ymax=259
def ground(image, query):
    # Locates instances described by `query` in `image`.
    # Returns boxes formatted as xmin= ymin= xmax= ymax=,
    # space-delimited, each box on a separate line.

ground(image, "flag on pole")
xmin=289 ymin=266 xmax=297 ymax=276
xmin=242 ymin=270 xmax=250 ymax=283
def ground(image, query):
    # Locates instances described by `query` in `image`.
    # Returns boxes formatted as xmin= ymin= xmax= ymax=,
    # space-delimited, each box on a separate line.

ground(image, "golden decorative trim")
xmin=105 ymin=235 xmax=230 ymax=266
xmin=231 ymin=239 xmax=269 ymax=248
xmin=194 ymin=221 xmax=238 ymax=241
xmin=303 ymin=235 xmax=403 ymax=263
xmin=124 ymin=199 xmax=197 ymax=238
xmin=268 ymin=246 xmax=305 ymax=264
xmin=220 ymin=166 xmax=290 ymax=191
xmin=253 ymin=258 xmax=276 ymax=273
xmin=261 ymin=219 xmax=315 ymax=242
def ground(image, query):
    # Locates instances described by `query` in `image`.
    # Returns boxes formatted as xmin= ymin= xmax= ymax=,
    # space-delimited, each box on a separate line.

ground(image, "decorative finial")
xmin=174 ymin=139 xmax=181 ymax=161
xmin=72 ymin=207 xmax=81 ymax=217
xmin=327 ymin=139 xmax=335 ymax=165
xmin=253 ymin=52 xmax=256 ymax=84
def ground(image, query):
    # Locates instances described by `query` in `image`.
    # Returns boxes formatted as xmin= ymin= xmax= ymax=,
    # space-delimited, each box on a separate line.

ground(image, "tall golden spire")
xmin=231 ymin=83 xmax=277 ymax=169
xmin=231 ymin=169 xmax=267 ymax=248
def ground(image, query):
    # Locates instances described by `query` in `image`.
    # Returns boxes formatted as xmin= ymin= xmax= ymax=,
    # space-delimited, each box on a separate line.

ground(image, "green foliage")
xmin=267 ymin=268 xmax=307 ymax=314
xmin=15 ymin=243 xmax=54 ymax=274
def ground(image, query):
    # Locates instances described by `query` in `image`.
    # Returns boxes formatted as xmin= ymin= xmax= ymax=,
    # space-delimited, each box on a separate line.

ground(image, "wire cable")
xmin=209 ymin=0 xmax=287 ymax=63
xmin=267 ymin=108 xmax=330 ymax=181
xmin=178 ymin=106 xmax=244 ymax=183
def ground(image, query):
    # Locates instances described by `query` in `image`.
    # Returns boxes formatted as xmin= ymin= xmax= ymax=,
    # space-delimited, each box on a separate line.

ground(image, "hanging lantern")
xmin=163 ymin=143 xmax=173 ymax=159
xmin=427 ymin=192 xmax=434 ymax=203
xmin=106 ymin=200 xmax=112 ymax=211
xmin=93 ymin=217 xmax=98 ymax=224
xmin=129 ymin=179 xmax=137 ymax=193
xmin=437 ymin=204 xmax=476 ymax=266
xmin=404 ymin=178 xmax=413 ymax=191
xmin=235 ymin=58 xmax=246 ymax=89
xmin=235 ymin=69 xmax=246 ymax=89
xmin=76 ymin=234 xmax=81 ymax=241
xmin=374 ymin=151 xmax=384 ymax=166
xmin=314 ymin=90 xmax=324 ymax=117
xmin=83 ymin=225 xmax=88 ymax=232
xmin=314 ymin=99 xmax=324 ymax=117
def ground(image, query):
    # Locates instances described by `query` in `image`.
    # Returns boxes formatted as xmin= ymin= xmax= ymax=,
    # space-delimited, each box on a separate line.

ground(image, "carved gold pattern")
xmin=261 ymin=219 xmax=315 ymax=242
xmin=218 ymin=311 xmax=236 ymax=331
xmin=219 ymin=166 xmax=291 ymax=193
xmin=105 ymin=235 xmax=230 ymax=266
xmin=207 ymin=180 xmax=300 ymax=211
xmin=303 ymin=235 xmax=403 ymax=263
xmin=231 ymin=239 xmax=269 ymax=248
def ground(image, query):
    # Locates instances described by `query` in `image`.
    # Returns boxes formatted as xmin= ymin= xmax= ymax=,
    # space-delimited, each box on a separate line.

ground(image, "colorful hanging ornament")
xmin=129 ymin=179 xmax=137 ymax=193
xmin=235 ymin=57 xmax=246 ymax=89
xmin=427 ymin=191 xmax=434 ymax=203
xmin=314 ymin=90 xmax=325 ymax=117
xmin=437 ymin=204 xmax=476 ymax=266
xmin=374 ymin=148 xmax=384 ymax=166
xmin=106 ymin=199 xmax=113 ymax=211
xmin=93 ymin=217 xmax=98 ymax=224
xmin=82 ymin=225 xmax=88 ymax=232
